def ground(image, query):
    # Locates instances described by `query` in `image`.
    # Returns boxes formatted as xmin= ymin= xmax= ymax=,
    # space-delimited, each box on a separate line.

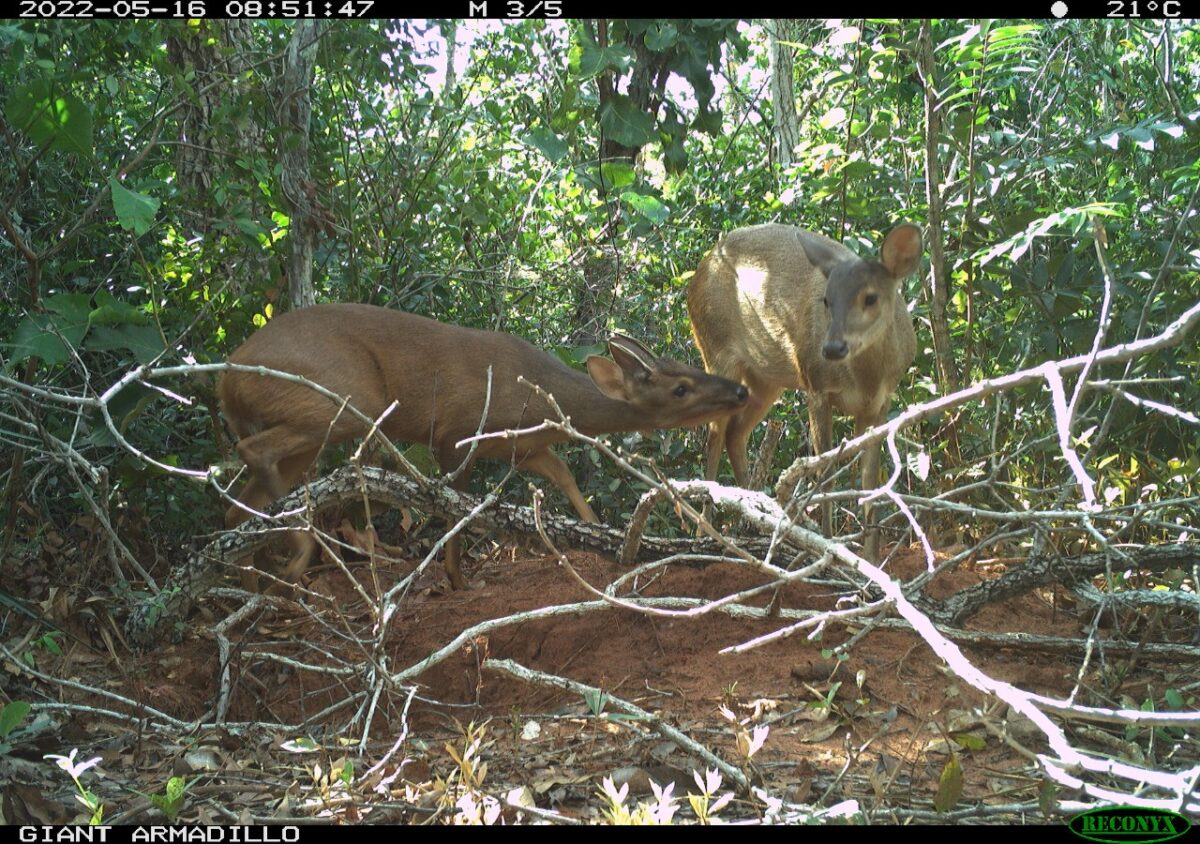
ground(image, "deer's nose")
xmin=822 ymin=339 xmax=849 ymax=360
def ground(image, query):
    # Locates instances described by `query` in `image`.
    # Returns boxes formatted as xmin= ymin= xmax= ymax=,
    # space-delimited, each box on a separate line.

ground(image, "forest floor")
xmin=2 ymin=513 xmax=1188 ymax=825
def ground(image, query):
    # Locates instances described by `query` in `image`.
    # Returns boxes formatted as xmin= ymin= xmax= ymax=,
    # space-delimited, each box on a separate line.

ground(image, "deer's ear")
xmin=880 ymin=224 xmax=923 ymax=278
xmin=607 ymin=335 xmax=656 ymax=377
xmin=586 ymin=355 xmax=631 ymax=401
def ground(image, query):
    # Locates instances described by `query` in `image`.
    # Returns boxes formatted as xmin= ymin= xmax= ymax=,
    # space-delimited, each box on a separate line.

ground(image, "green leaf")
xmin=644 ymin=21 xmax=679 ymax=51
xmin=45 ymin=292 xmax=94 ymax=322
xmin=933 ymin=753 xmax=963 ymax=812
xmin=599 ymin=96 xmax=655 ymax=148
xmin=599 ymin=161 xmax=636 ymax=190
xmin=90 ymin=291 xmax=149 ymax=326
xmin=692 ymin=104 xmax=723 ymax=135
xmin=659 ymin=109 xmax=688 ymax=172
xmin=0 ymin=701 xmax=32 ymax=739
xmin=952 ymin=732 xmax=987 ymax=751
xmin=87 ymin=324 xmax=165 ymax=364
xmin=281 ymin=737 xmax=321 ymax=752
xmin=234 ymin=216 xmax=268 ymax=239
xmin=11 ymin=315 xmax=77 ymax=367
xmin=110 ymin=179 xmax=160 ymax=236
xmin=5 ymin=79 xmax=93 ymax=157
xmin=522 ymin=127 xmax=569 ymax=163
xmin=84 ymin=381 xmax=156 ymax=442
xmin=1126 ymin=126 xmax=1155 ymax=151
xmin=8 ymin=293 xmax=93 ymax=367
xmin=40 ymin=634 xmax=62 ymax=656
xmin=621 ymin=191 xmax=670 ymax=225
xmin=577 ymin=39 xmax=633 ymax=80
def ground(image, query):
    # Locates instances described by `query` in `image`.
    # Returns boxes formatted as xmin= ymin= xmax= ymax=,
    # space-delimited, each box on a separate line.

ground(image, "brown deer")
xmin=687 ymin=223 xmax=922 ymax=561
xmin=219 ymin=304 xmax=749 ymax=590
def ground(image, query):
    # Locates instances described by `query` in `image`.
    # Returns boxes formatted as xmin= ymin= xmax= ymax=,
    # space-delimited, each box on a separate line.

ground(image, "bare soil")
xmin=3 ymin=519 xmax=1190 ymax=825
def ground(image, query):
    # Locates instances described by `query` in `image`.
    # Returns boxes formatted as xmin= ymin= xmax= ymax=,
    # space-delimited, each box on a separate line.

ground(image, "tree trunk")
xmin=167 ymin=21 xmax=274 ymax=299
xmin=276 ymin=20 xmax=323 ymax=310
xmin=767 ymin=20 xmax=800 ymax=168
xmin=917 ymin=20 xmax=960 ymax=461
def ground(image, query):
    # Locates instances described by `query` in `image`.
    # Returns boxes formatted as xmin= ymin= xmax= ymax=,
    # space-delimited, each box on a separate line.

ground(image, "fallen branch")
xmin=123 ymin=465 xmax=800 ymax=650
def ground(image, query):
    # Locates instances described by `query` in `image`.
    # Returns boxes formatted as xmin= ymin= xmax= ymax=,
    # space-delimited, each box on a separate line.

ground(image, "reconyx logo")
xmin=1069 ymin=807 xmax=1191 ymax=844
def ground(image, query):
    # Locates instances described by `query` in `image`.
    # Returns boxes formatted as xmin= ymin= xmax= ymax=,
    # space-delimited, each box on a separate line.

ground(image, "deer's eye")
xmin=865 ymin=293 xmax=879 ymax=307
xmin=822 ymin=297 xmax=830 ymax=309
xmin=674 ymin=384 xmax=689 ymax=398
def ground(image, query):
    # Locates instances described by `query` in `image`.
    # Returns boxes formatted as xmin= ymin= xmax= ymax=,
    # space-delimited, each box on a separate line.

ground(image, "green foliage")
xmin=582 ymin=688 xmax=609 ymax=717
xmin=0 ymin=701 xmax=33 ymax=754
xmin=3 ymin=18 xmax=1198 ymax=594
xmin=5 ymin=77 xmax=94 ymax=157
xmin=144 ymin=776 xmax=190 ymax=822
xmin=21 ymin=632 xmax=62 ymax=668
xmin=8 ymin=291 xmax=163 ymax=369
xmin=109 ymin=179 xmax=161 ymax=236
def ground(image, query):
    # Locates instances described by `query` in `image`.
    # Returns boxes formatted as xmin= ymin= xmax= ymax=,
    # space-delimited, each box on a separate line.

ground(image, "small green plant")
xmin=22 ymin=632 xmax=62 ymax=668
xmin=46 ymin=748 xmax=104 ymax=824
xmin=583 ymin=688 xmax=609 ymax=717
xmin=598 ymin=776 xmax=679 ymax=825
xmin=441 ymin=720 xmax=500 ymax=825
xmin=0 ymin=700 xmax=32 ymax=754
xmin=810 ymin=681 xmax=842 ymax=714
xmin=142 ymin=776 xmax=189 ymax=822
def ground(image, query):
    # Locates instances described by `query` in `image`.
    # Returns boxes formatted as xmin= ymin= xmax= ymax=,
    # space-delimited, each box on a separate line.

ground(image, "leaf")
xmin=40 ymin=634 xmax=62 ymax=656
xmin=110 ymin=179 xmax=161 ymax=236
xmin=522 ymin=127 xmax=569 ymax=163
xmin=234 ymin=216 xmax=269 ymax=239
xmin=598 ymin=95 xmax=655 ymax=148
xmin=8 ymin=293 xmax=93 ymax=367
xmin=659 ymin=108 xmax=688 ymax=172
xmin=5 ymin=78 xmax=93 ymax=156
xmin=0 ymin=701 xmax=32 ymax=739
xmin=644 ymin=21 xmax=679 ymax=51
xmin=86 ymin=324 xmax=165 ymax=364
xmin=281 ymin=738 xmax=321 ymax=752
xmin=952 ymin=732 xmax=987 ymax=751
xmin=1125 ymin=126 xmax=1155 ymax=151
xmin=1037 ymin=780 xmax=1057 ymax=817
xmin=90 ymin=291 xmax=149 ymax=326
xmin=976 ymin=204 xmax=1122 ymax=267
xmin=934 ymin=753 xmax=964 ymax=812
xmin=621 ymin=191 xmax=670 ymax=225
xmin=599 ymin=161 xmax=635 ymax=189
xmin=80 ymin=382 xmax=154 ymax=445
xmin=577 ymin=38 xmax=633 ymax=80
xmin=692 ymin=104 xmax=723 ymax=135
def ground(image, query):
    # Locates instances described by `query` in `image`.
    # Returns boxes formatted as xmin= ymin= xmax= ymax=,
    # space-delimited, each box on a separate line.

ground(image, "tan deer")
xmin=218 ymin=304 xmax=749 ymax=590
xmin=687 ymin=223 xmax=922 ymax=561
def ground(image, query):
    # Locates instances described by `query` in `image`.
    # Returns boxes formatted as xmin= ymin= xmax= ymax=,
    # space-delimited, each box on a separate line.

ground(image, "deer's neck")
xmin=515 ymin=362 xmax=643 ymax=436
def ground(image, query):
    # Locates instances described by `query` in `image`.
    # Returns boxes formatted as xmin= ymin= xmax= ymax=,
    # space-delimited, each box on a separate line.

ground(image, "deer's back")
xmin=219 ymin=304 xmax=576 ymax=450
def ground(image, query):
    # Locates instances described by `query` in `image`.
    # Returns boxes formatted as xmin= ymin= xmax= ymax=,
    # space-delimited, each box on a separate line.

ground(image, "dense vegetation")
xmin=3 ymin=17 xmax=1197 ymax=596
